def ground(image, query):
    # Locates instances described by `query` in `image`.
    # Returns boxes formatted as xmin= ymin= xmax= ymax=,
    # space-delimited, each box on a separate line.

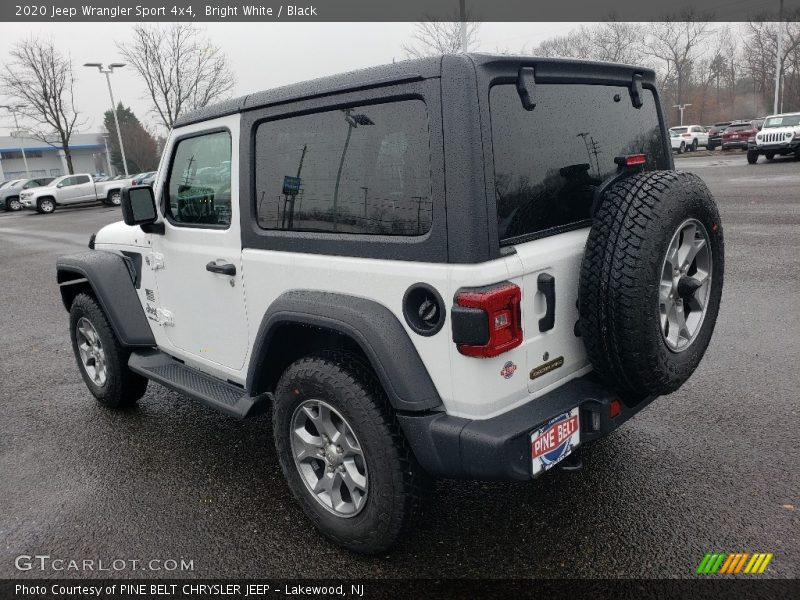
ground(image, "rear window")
xmin=491 ymin=83 xmax=667 ymax=243
xmin=671 ymin=127 xmax=688 ymax=134
xmin=255 ymin=100 xmax=432 ymax=236
xmin=726 ymin=124 xmax=750 ymax=130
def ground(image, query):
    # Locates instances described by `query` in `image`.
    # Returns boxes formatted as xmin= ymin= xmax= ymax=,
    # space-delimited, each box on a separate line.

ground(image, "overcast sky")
xmin=0 ymin=22 xmax=581 ymax=136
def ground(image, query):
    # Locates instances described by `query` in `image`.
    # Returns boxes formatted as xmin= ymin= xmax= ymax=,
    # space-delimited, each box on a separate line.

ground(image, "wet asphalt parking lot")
xmin=0 ymin=151 xmax=797 ymax=580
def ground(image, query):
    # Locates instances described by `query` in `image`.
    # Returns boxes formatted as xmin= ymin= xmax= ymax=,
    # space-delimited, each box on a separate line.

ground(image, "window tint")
xmin=166 ymin=131 xmax=232 ymax=227
xmin=255 ymin=100 xmax=432 ymax=236
xmin=75 ymin=175 xmax=90 ymax=185
xmin=491 ymin=83 xmax=667 ymax=243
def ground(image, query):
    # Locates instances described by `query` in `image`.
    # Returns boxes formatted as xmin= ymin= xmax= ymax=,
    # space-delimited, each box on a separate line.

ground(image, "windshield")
xmin=764 ymin=115 xmax=800 ymax=128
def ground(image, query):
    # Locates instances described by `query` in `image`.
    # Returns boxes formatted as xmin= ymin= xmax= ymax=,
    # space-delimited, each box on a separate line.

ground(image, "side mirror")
xmin=121 ymin=185 xmax=158 ymax=227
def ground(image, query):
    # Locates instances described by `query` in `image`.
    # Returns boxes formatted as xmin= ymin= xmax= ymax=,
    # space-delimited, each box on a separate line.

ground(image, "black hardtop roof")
xmin=173 ymin=53 xmax=657 ymax=128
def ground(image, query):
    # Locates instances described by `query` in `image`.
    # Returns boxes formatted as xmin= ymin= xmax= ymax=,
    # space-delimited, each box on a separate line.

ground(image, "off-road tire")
xmin=69 ymin=293 xmax=148 ymax=408
xmin=747 ymin=150 xmax=759 ymax=164
xmin=5 ymin=197 xmax=21 ymax=211
xmin=273 ymin=352 xmax=425 ymax=554
xmin=37 ymin=197 xmax=55 ymax=214
xmin=579 ymin=171 xmax=724 ymax=398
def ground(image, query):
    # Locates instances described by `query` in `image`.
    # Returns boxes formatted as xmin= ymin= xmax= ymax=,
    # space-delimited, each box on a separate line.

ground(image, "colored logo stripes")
xmin=696 ymin=552 xmax=773 ymax=574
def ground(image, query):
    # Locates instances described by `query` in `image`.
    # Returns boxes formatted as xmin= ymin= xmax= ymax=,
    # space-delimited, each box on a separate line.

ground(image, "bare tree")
xmin=403 ymin=21 xmax=480 ymax=58
xmin=118 ymin=24 xmax=236 ymax=130
xmin=644 ymin=15 xmax=712 ymax=106
xmin=531 ymin=22 xmax=646 ymax=66
xmin=1 ymin=37 xmax=84 ymax=174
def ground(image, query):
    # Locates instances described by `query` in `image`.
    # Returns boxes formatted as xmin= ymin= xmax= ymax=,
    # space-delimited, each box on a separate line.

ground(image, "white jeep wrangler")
xmin=56 ymin=55 xmax=724 ymax=553
xmin=747 ymin=112 xmax=800 ymax=163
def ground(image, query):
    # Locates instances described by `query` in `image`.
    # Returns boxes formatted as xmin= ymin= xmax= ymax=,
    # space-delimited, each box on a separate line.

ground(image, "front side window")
xmin=59 ymin=177 xmax=76 ymax=187
xmin=491 ymin=83 xmax=667 ymax=243
xmin=254 ymin=100 xmax=432 ymax=236
xmin=166 ymin=130 xmax=232 ymax=227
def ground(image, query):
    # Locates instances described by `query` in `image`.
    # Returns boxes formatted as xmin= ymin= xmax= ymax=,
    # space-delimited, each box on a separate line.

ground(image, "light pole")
xmin=0 ymin=104 xmax=30 ymax=178
xmin=773 ymin=0 xmax=784 ymax=115
xmin=673 ymin=103 xmax=692 ymax=126
xmin=84 ymin=62 xmax=129 ymax=176
xmin=459 ymin=0 xmax=468 ymax=53
xmin=332 ymin=109 xmax=373 ymax=231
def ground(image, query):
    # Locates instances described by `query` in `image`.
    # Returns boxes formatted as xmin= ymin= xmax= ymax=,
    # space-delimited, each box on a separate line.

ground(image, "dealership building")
xmin=0 ymin=133 xmax=111 ymax=180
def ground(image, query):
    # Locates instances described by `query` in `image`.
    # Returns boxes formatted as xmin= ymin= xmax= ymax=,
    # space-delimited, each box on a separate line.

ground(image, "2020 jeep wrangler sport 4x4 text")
xmin=56 ymin=55 xmax=724 ymax=553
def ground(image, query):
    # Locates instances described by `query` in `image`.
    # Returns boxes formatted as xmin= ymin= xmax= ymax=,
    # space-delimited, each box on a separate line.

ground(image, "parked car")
xmin=19 ymin=173 xmax=126 ymax=214
xmin=746 ymin=112 xmax=800 ymax=164
xmin=137 ymin=171 xmax=157 ymax=186
xmin=721 ymin=120 xmax=763 ymax=150
xmin=670 ymin=130 xmax=687 ymax=154
xmin=56 ymin=54 xmax=724 ymax=554
xmin=132 ymin=171 xmax=157 ymax=185
xmin=706 ymin=122 xmax=732 ymax=150
xmin=1 ymin=177 xmax=55 ymax=211
xmin=669 ymin=125 xmax=708 ymax=151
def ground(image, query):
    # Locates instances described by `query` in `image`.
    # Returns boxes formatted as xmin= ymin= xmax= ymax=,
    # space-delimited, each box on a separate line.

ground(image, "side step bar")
xmin=128 ymin=350 xmax=270 ymax=419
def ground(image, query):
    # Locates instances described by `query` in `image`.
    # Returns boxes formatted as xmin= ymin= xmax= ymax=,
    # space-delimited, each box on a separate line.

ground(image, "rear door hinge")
xmin=157 ymin=308 xmax=174 ymax=326
xmin=146 ymin=252 xmax=165 ymax=270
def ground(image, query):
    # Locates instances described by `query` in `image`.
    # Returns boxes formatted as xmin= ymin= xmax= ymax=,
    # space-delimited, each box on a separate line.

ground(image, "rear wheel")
xmin=107 ymin=190 xmax=122 ymax=206
xmin=691 ymin=139 xmax=698 ymax=151
xmin=272 ymin=353 xmax=425 ymax=554
xmin=678 ymin=142 xmax=685 ymax=154
xmin=747 ymin=150 xmax=759 ymax=164
xmin=579 ymin=171 xmax=724 ymax=398
xmin=37 ymin=198 xmax=55 ymax=214
xmin=69 ymin=293 xmax=148 ymax=408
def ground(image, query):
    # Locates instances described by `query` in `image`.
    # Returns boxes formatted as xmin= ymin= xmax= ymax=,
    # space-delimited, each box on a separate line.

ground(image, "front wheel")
xmin=69 ymin=293 xmax=148 ymax=408
xmin=37 ymin=198 xmax=55 ymax=214
xmin=272 ymin=353 xmax=425 ymax=554
xmin=765 ymin=151 xmax=775 ymax=161
xmin=747 ymin=150 xmax=759 ymax=164
xmin=5 ymin=197 xmax=21 ymax=211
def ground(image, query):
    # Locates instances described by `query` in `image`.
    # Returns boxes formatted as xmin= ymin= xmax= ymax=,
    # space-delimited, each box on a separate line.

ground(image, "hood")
xmin=94 ymin=220 xmax=151 ymax=248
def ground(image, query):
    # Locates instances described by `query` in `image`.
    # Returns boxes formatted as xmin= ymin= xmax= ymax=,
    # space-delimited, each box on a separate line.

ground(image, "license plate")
xmin=530 ymin=408 xmax=580 ymax=476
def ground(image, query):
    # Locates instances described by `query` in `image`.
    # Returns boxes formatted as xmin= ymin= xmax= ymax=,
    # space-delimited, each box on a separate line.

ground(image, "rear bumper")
xmin=398 ymin=374 xmax=657 ymax=481
xmin=722 ymin=140 xmax=748 ymax=149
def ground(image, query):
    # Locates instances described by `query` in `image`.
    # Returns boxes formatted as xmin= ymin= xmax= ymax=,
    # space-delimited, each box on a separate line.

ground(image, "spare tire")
xmin=579 ymin=171 xmax=724 ymax=398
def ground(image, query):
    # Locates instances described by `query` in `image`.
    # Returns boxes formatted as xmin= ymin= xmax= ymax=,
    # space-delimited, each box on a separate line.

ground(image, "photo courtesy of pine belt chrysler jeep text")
xmin=55 ymin=54 xmax=725 ymax=553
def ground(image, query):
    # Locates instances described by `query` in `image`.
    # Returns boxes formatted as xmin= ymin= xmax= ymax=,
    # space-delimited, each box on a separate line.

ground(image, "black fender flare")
xmin=247 ymin=290 xmax=443 ymax=412
xmin=56 ymin=250 xmax=155 ymax=347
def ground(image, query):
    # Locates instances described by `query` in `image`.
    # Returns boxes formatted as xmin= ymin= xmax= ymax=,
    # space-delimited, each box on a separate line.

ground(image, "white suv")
xmin=748 ymin=112 xmax=800 ymax=163
xmin=56 ymin=55 xmax=724 ymax=553
xmin=669 ymin=125 xmax=709 ymax=151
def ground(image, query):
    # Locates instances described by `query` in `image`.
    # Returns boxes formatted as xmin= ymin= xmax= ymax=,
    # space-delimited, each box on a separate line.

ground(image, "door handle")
xmin=537 ymin=272 xmax=556 ymax=332
xmin=206 ymin=260 xmax=236 ymax=276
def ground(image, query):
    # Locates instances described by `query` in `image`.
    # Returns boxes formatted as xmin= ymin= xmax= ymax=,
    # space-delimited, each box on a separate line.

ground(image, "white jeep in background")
xmin=747 ymin=112 xmax=800 ymax=163
xmin=20 ymin=173 xmax=126 ymax=213
xmin=55 ymin=55 xmax=724 ymax=554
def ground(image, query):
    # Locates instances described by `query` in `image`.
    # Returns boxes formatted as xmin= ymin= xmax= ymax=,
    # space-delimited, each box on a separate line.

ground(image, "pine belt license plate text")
xmin=530 ymin=408 xmax=580 ymax=476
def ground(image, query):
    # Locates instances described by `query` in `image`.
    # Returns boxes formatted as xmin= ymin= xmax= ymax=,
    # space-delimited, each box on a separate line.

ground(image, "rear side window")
xmin=166 ymin=130 xmax=232 ymax=228
xmin=491 ymin=83 xmax=667 ymax=243
xmin=75 ymin=175 xmax=90 ymax=184
xmin=254 ymin=100 xmax=432 ymax=236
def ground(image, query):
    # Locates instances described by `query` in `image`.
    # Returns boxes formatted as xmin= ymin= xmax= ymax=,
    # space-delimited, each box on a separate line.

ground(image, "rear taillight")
xmin=454 ymin=283 xmax=522 ymax=358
